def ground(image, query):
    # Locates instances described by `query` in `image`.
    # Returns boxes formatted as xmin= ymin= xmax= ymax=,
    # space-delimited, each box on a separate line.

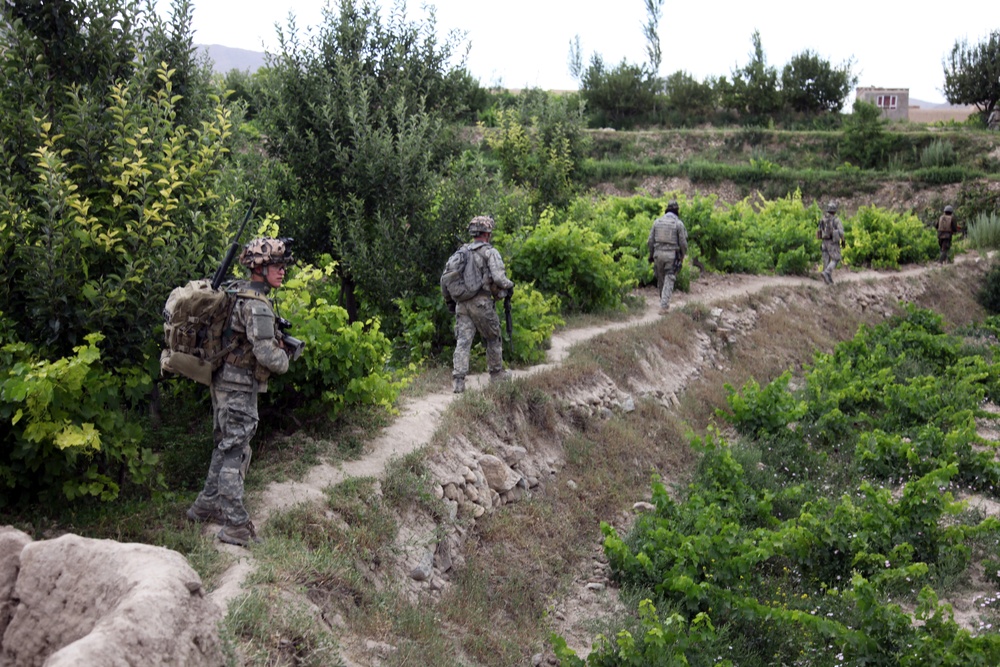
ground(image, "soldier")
xmin=186 ymin=238 xmax=295 ymax=546
xmin=647 ymin=199 xmax=688 ymax=311
xmin=818 ymin=202 xmax=846 ymax=285
xmin=937 ymin=204 xmax=958 ymax=263
xmin=443 ymin=215 xmax=514 ymax=394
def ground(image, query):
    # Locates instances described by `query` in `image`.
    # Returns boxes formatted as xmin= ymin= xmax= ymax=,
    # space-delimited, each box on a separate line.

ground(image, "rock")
xmin=433 ymin=484 xmax=444 ymax=500
xmin=409 ymin=548 xmax=434 ymax=582
xmin=532 ymin=653 xmax=544 ymax=666
xmin=434 ymin=539 xmax=453 ymax=573
xmin=632 ymin=501 xmax=656 ymax=512
xmin=478 ymin=454 xmax=521 ymax=493
xmin=566 ymin=480 xmax=578 ymax=490
xmin=0 ymin=527 xmax=32 ymax=637
xmin=621 ymin=395 xmax=636 ymax=412
xmin=464 ymin=485 xmax=480 ymax=503
xmin=0 ymin=530 xmax=224 ymax=667
xmin=586 ymin=582 xmax=606 ymax=591
xmin=443 ymin=482 xmax=461 ymax=502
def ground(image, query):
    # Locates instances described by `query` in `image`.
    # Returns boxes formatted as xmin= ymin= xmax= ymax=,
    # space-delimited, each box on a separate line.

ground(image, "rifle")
xmin=211 ymin=197 xmax=258 ymax=290
xmin=275 ymin=316 xmax=306 ymax=361
xmin=503 ymin=291 xmax=514 ymax=358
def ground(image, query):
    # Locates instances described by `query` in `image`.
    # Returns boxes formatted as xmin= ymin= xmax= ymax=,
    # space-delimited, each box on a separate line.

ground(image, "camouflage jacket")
xmin=214 ymin=280 xmax=289 ymax=393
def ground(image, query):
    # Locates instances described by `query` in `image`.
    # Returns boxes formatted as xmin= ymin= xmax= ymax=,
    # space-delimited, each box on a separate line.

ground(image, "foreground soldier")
xmin=647 ymin=199 xmax=688 ymax=311
xmin=186 ymin=238 xmax=294 ymax=546
xmin=444 ymin=215 xmax=514 ymax=394
xmin=818 ymin=202 xmax=846 ymax=284
xmin=937 ymin=205 xmax=958 ymax=263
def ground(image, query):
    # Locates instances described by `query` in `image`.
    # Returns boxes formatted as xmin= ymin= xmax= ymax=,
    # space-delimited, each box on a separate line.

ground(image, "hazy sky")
xmin=167 ymin=0 xmax=994 ymax=105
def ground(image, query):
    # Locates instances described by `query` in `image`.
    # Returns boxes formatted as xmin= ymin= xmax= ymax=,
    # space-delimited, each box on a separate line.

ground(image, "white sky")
xmin=166 ymin=0 xmax=996 ymax=105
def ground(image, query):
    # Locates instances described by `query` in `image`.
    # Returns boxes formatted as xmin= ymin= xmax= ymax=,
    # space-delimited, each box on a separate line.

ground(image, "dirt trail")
xmin=204 ymin=261 xmax=956 ymax=610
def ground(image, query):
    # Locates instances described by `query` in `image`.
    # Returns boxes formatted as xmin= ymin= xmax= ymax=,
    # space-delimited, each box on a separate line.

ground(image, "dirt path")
xmin=204 ymin=261 xmax=955 ymax=610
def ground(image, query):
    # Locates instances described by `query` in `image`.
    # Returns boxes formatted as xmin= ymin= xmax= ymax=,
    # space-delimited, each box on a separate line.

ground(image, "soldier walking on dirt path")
xmin=818 ymin=202 xmax=845 ymax=285
xmin=443 ymin=216 xmax=515 ymax=394
xmin=186 ymin=238 xmax=296 ymax=547
xmin=647 ymin=199 xmax=688 ymax=311
xmin=937 ymin=205 xmax=958 ymax=263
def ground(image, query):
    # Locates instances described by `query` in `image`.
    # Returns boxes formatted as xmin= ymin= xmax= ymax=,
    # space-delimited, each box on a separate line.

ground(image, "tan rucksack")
xmin=160 ymin=280 xmax=267 ymax=385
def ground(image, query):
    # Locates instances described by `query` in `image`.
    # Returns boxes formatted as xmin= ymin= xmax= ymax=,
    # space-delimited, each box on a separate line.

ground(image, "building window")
xmin=876 ymin=95 xmax=897 ymax=110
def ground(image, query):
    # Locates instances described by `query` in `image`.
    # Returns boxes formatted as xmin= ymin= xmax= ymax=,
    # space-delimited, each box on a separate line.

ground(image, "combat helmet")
xmin=666 ymin=199 xmax=680 ymax=213
xmin=826 ymin=201 xmax=838 ymax=214
xmin=239 ymin=237 xmax=294 ymax=270
xmin=944 ymin=205 xmax=954 ymax=214
xmin=468 ymin=215 xmax=495 ymax=236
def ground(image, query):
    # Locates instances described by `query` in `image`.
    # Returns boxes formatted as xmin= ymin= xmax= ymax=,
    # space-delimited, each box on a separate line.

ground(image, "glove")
xmin=447 ymin=301 xmax=456 ymax=314
xmin=506 ymin=284 xmax=514 ymax=298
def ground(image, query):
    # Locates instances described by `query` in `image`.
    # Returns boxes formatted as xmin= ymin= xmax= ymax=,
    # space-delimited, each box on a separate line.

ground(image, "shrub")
xmin=844 ymin=205 xmax=938 ymax=268
xmin=269 ymin=261 xmax=410 ymax=419
xmin=0 ymin=333 xmax=156 ymax=507
xmin=977 ymin=262 xmax=1000 ymax=314
xmin=508 ymin=211 xmax=635 ymax=313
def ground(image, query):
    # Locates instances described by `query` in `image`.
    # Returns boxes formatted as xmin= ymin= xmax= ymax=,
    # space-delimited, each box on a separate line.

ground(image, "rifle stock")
xmin=211 ymin=198 xmax=258 ymax=290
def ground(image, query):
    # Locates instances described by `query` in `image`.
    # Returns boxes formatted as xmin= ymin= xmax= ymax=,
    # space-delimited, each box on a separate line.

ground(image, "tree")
xmin=720 ymin=30 xmax=782 ymax=122
xmin=781 ymin=50 xmax=856 ymax=114
xmin=257 ymin=0 xmax=472 ymax=324
xmin=0 ymin=0 xmax=232 ymax=363
xmin=943 ymin=30 xmax=1000 ymax=118
xmin=580 ymin=54 xmax=658 ymax=128
xmin=642 ymin=0 xmax=665 ymax=77
xmin=840 ymin=100 xmax=890 ymax=169
xmin=664 ymin=70 xmax=718 ymax=123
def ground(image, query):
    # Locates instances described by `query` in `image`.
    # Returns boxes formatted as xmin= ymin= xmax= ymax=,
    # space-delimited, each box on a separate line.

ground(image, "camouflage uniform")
xmin=444 ymin=222 xmax=514 ymax=391
xmin=190 ymin=280 xmax=288 ymax=532
xmin=647 ymin=207 xmax=688 ymax=310
xmin=819 ymin=208 xmax=845 ymax=284
xmin=937 ymin=207 xmax=957 ymax=263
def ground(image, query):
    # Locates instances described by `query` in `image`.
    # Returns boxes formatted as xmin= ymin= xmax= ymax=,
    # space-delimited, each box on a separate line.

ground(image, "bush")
xmin=0 ymin=332 xmax=156 ymax=507
xmin=844 ymin=205 xmax=938 ymax=269
xmin=269 ymin=261 xmax=410 ymax=419
xmin=977 ymin=262 xmax=1000 ymax=314
xmin=508 ymin=212 xmax=635 ymax=313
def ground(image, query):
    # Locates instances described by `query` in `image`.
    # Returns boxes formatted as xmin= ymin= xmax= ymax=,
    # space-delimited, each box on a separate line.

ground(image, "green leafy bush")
xmin=844 ymin=205 xmax=938 ymax=268
xmin=0 ymin=333 xmax=156 ymax=507
xmin=508 ymin=211 xmax=635 ymax=313
xmin=269 ymin=262 xmax=410 ymax=419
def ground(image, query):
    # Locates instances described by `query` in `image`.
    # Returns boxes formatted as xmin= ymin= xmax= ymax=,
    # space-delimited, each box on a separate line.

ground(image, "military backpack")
xmin=440 ymin=242 xmax=486 ymax=303
xmin=160 ymin=280 xmax=267 ymax=385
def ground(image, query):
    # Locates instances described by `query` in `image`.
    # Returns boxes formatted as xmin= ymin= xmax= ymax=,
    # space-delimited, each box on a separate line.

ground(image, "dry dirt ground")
xmin=198 ymin=252 xmax=1000 ymax=665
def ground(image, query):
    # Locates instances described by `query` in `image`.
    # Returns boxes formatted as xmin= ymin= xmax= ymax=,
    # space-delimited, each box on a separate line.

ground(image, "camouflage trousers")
xmin=193 ymin=385 xmax=258 ymax=526
xmin=453 ymin=294 xmax=503 ymax=378
xmin=653 ymin=252 xmax=678 ymax=309
xmin=821 ymin=248 xmax=840 ymax=284
xmin=938 ymin=235 xmax=952 ymax=263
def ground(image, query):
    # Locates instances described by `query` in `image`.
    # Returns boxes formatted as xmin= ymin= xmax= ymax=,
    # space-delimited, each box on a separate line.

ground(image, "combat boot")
xmin=186 ymin=502 xmax=224 ymax=524
xmin=218 ymin=521 xmax=262 ymax=547
xmin=453 ymin=376 xmax=465 ymax=393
